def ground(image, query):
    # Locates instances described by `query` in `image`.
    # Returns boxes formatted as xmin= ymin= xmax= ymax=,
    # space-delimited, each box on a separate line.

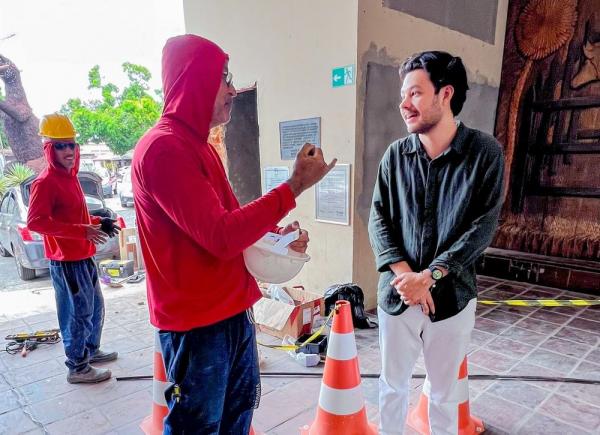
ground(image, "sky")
xmin=0 ymin=0 xmax=185 ymax=116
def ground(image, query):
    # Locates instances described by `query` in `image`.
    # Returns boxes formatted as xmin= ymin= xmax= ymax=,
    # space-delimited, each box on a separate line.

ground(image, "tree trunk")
xmin=0 ymin=54 xmax=44 ymax=171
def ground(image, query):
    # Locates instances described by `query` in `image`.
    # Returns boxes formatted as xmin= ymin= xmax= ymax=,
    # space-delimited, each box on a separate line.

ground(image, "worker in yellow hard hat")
xmin=27 ymin=113 xmax=120 ymax=384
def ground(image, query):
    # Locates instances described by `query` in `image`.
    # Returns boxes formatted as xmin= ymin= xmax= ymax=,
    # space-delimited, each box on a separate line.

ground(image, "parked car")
xmin=0 ymin=172 xmax=122 ymax=281
xmin=80 ymin=160 xmax=116 ymax=197
xmin=118 ymin=168 xmax=134 ymax=207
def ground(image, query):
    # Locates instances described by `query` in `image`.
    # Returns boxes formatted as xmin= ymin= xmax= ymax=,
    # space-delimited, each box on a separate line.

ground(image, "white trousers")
xmin=378 ymin=298 xmax=476 ymax=435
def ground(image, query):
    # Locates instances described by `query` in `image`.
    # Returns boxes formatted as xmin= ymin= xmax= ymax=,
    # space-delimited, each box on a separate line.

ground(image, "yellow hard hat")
xmin=38 ymin=113 xmax=77 ymax=139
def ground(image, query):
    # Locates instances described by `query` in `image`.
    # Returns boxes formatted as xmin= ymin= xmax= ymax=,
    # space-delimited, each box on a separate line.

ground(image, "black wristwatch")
xmin=429 ymin=266 xmax=444 ymax=281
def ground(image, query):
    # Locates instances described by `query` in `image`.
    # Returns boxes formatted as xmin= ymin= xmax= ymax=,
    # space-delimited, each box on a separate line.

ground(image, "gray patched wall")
xmin=358 ymin=61 xmax=500 ymax=224
xmin=225 ymin=89 xmax=262 ymax=205
xmin=383 ymin=0 xmax=499 ymax=44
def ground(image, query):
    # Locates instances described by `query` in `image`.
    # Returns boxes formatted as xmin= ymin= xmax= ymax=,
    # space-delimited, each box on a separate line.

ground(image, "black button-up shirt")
xmin=368 ymin=122 xmax=504 ymax=321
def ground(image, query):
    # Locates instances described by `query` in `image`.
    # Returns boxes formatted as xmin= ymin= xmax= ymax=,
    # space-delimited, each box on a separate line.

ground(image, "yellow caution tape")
xmin=258 ymin=309 xmax=335 ymax=352
xmin=479 ymin=299 xmax=600 ymax=307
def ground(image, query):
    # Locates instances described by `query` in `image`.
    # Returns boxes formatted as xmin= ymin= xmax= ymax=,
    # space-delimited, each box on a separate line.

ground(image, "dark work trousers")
xmin=49 ymin=258 xmax=104 ymax=373
xmin=159 ymin=310 xmax=260 ymax=435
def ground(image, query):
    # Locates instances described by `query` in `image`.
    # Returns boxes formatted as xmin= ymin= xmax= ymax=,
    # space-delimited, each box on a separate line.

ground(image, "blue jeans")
xmin=49 ymin=258 xmax=105 ymax=372
xmin=159 ymin=310 xmax=260 ymax=435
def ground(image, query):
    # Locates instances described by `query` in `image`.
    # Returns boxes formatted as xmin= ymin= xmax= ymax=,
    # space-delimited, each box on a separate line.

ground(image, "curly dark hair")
xmin=399 ymin=51 xmax=469 ymax=116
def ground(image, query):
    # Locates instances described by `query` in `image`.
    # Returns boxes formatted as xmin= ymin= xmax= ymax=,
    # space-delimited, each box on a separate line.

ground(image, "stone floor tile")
xmin=499 ymin=326 xmax=548 ymax=346
xmin=82 ymin=377 xmax=152 ymax=407
xmin=571 ymin=361 xmax=600 ymax=381
xmin=553 ymin=326 xmax=600 ymax=346
xmin=557 ymin=382 xmax=600 ymax=408
xmin=518 ymin=412 xmax=593 ymax=435
xmin=486 ymin=380 xmax=550 ymax=409
xmin=99 ymin=389 xmax=152 ymax=428
xmin=519 ymin=288 xmax=558 ymax=299
xmin=479 ymin=289 xmax=520 ymax=302
xmin=492 ymin=283 xmax=530 ymax=294
xmin=3 ymin=358 xmax=65 ymax=387
xmin=567 ymin=317 xmax=600 ymax=334
xmin=22 ymin=311 xmax=58 ymax=326
xmin=507 ymin=361 xmax=564 ymax=391
xmin=470 ymin=329 xmax=496 ymax=347
xmin=577 ymin=306 xmax=600 ymax=322
xmin=475 ymin=317 xmax=511 ymax=335
xmin=471 ymin=392 xmax=531 ymax=433
xmin=17 ymin=373 xmax=78 ymax=405
xmin=469 ymin=349 xmax=518 ymax=373
xmin=0 ymin=388 xmax=21 ymax=415
xmin=28 ymin=388 xmax=93 ymax=425
xmin=271 ymin=408 xmax=316 ymax=435
xmin=482 ymin=309 xmax=523 ymax=325
xmin=1 ymin=343 xmax=64 ymax=371
xmin=114 ymin=420 xmax=145 ymax=435
xmin=484 ymin=336 xmax=534 ymax=359
xmin=110 ymin=346 xmax=154 ymax=372
xmin=476 ymin=277 xmax=501 ymax=288
xmin=540 ymin=336 xmax=591 ymax=359
xmin=529 ymin=309 xmax=573 ymax=325
xmin=540 ymin=393 xmax=600 ymax=432
xmin=0 ymin=407 xmax=39 ymax=434
xmin=253 ymin=378 xmax=321 ymax=432
xmin=515 ymin=317 xmax=561 ymax=335
xmin=585 ymin=347 xmax=600 ymax=363
xmin=45 ymin=408 xmax=113 ymax=435
xmin=523 ymin=348 xmax=580 ymax=373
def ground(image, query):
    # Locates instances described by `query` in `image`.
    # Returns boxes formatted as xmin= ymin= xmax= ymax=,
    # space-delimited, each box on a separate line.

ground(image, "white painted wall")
xmin=183 ymin=0 xmax=359 ymax=294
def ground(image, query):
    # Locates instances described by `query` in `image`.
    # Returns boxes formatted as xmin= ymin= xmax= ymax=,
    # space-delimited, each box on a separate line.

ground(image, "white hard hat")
xmin=243 ymin=230 xmax=310 ymax=284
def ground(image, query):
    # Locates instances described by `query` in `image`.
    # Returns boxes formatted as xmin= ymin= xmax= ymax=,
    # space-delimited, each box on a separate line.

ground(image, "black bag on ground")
xmin=323 ymin=283 xmax=376 ymax=329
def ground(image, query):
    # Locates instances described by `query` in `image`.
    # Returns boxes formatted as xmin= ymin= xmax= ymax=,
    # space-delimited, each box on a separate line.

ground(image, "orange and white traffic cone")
xmin=140 ymin=331 xmax=261 ymax=435
xmin=140 ymin=331 xmax=169 ymax=435
xmin=301 ymin=300 xmax=378 ymax=434
xmin=407 ymin=356 xmax=484 ymax=434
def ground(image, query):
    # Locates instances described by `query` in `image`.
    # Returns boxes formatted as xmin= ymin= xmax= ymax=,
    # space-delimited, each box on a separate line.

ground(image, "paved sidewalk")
xmin=0 ymin=276 xmax=598 ymax=434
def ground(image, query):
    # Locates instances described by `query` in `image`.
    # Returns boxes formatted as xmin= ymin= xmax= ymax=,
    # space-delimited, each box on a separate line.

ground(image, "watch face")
xmin=432 ymin=269 xmax=444 ymax=280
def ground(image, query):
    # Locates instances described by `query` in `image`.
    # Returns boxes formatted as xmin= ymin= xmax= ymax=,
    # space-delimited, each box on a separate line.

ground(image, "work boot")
xmin=90 ymin=349 xmax=119 ymax=363
xmin=67 ymin=366 xmax=111 ymax=384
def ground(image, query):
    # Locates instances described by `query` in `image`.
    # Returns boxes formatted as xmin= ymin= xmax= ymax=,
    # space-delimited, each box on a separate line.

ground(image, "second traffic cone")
xmin=407 ymin=356 xmax=484 ymax=434
xmin=301 ymin=300 xmax=377 ymax=434
xmin=140 ymin=331 xmax=169 ymax=435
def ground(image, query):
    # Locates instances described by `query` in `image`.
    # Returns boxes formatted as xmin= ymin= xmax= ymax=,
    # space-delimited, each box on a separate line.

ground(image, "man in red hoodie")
xmin=132 ymin=35 xmax=336 ymax=433
xmin=27 ymin=113 xmax=120 ymax=384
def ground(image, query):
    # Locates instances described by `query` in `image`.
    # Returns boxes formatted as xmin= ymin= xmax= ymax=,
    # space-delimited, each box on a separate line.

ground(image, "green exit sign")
xmin=332 ymin=65 xmax=355 ymax=88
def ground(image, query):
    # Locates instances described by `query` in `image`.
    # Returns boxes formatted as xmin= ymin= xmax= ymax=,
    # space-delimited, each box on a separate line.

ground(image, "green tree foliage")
xmin=62 ymin=63 xmax=162 ymax=155
xmin=0 ymin=163 xmax=34 ymax=196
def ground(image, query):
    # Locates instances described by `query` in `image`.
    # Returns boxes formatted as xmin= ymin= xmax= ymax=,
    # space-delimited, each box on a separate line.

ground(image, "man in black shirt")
xmin=368 ymin=51 xmax=504 ymax=434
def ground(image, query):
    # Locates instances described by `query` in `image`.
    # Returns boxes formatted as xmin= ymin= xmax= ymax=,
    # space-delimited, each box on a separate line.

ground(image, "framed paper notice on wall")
xmin=263 ymin=166 xmax=290 ymax=194
xmin=315 ymin=164 xmax=350 ymax=225
xmin=279 ymin=117 xmax=321 ymax=160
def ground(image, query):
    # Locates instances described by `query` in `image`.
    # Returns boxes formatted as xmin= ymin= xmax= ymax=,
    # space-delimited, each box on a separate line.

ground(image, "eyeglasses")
xmin=223 ymin=71 xmax=233 ymax=87
xmin=53 ymin=142 xmax=77 ymax=151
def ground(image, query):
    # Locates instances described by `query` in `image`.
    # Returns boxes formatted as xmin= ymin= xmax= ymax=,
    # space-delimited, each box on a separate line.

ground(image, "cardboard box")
xmin=253 ymin=286 xmax=324 ymax=339
xmin=119 ymin=227 xmax=145 ymax=270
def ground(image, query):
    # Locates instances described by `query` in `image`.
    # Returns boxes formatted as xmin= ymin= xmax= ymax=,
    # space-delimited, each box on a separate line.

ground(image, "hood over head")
xmin=161 ymin=34 xmax=228 ymax=142
xmin=43 ymin=140 xmax=80 ymax=177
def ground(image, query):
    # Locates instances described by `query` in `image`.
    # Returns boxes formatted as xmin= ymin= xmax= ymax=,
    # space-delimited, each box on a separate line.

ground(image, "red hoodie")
xmin=27 ymin=141 xmax=99 ymax=261
xmin=132 ymin=35 xmax=296 ymax=331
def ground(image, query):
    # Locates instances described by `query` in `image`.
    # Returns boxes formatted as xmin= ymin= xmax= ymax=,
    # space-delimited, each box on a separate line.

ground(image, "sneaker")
xmin=90 ymin=349 xmax=118 ymax=363
xmin=67 ymin=366 xmax=111 ymax=384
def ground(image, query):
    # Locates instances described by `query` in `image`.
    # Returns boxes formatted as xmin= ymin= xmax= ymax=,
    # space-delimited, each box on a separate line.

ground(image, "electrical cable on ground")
xmin=115 ymin=372 xmax=600 ymax=385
